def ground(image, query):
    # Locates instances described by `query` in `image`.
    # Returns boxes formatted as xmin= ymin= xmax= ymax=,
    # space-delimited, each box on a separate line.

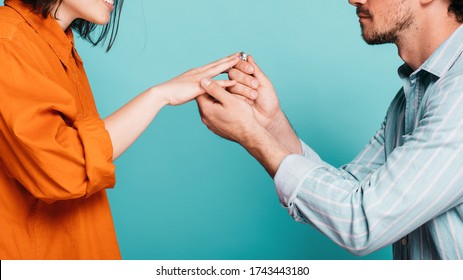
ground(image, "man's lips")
xmin=357 ymin=13 xmax=371 ymax=19
xmin=357 ymin=8 xmax=372 ymax=19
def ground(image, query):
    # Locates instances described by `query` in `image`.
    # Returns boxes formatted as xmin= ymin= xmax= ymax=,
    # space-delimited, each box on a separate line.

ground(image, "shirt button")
xmin=401 ymin=238 xmax=408 ymax=246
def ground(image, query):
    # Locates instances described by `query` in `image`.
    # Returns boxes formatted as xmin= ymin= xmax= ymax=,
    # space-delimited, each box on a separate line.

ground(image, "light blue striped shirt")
xmin=274 ymin=24 xmax=463 ymax=259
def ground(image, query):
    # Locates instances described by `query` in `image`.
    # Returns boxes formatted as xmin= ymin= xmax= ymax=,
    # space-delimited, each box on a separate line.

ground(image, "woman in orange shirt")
xmin=0 ymin=0 xmax=258 ymax=259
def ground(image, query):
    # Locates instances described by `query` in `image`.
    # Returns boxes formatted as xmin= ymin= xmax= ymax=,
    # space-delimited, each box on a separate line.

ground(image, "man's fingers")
xmin=196 ymin=80 xmax=237 ymax=108
xmin=248 ymin=55 xmax=269 ymax=82
xmin=228 ymin=68 xmax=259 ymax=89
xmin=227 ymin=82 xmax=258 ymax=101
xmin=200 ymin=78 xmax=231 ymax=104
xmin=215 ymin=80 xmax=237 ymax=88
xmin=196 ymin=94 xmax=212 ymax=111
xmin=232 ymin=93 xmax=255 ymax=105
xmin=195 ymin=94 xmax=213 ymax=127
xmin=233 ymin=60 xmax=255 ymax=75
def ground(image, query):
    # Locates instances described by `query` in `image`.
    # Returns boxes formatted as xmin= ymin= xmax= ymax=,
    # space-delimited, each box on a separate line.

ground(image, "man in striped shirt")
xmin=196 ymin=0 xmax=463 ymax=259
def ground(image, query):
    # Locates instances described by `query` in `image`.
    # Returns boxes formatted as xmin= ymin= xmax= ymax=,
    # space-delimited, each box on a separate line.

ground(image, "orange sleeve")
xmin=0 ymin=40 xmax=116 ymax=203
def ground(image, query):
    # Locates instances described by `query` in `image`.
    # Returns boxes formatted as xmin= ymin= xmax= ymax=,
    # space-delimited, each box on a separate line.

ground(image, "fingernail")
xmin=251 ymin=80 xmax=259 ymax=88
xmin=247 ymin=65 xmax=255 ymax=73
xmin=201 ymin=78 xmax=212 ymax=87
xmin=251 ymin=91 xmax=258 ymax=99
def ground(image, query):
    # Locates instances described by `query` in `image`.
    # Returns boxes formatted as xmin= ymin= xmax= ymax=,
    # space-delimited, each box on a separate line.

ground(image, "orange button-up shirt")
xmin=0 ymin=0 xmax=121 ymax=259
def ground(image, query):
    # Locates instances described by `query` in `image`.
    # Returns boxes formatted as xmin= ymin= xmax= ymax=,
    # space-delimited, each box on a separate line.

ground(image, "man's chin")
xmin=361 ymin=32 xmax=395 ymax=45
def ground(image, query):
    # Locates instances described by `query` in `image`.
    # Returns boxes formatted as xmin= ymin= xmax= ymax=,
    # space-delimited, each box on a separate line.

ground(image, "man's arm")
xmin=339 ymin=120 xmax=387 ymax=181
xmin=197 ymin=75 xmax=463 ymax=256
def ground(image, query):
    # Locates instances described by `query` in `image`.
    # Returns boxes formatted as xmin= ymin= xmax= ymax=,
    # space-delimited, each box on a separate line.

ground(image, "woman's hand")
xmin=105 ymin=53 xmax=259 ymax=160
xmin=154 ymin=53 xmax=259 ymax=106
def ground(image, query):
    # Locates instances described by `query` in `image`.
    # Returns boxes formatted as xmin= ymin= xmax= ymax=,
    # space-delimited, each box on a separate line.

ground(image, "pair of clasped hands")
xmin=161 ymin=52 xmax=282 ymax=147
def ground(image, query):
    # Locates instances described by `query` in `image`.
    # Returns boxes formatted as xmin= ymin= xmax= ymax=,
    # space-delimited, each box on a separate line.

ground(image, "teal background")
xmin=5 ymin=0 xmax=403 ymax=259
xmin=81 ymin=0 xmax=401 ymax=260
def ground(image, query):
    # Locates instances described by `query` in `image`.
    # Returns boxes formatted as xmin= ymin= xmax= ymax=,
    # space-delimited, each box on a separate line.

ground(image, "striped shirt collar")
xmin=398 ymin=23 xmax=463 ymax=80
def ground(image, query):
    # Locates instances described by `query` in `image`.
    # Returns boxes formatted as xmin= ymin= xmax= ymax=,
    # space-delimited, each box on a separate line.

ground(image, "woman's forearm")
xmin=103 ymin=54 xmax=248 ymax=161
xmin=104 ymin=86 xmax=167 ymax=160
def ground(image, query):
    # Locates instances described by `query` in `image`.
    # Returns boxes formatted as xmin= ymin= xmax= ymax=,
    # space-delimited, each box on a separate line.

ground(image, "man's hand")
xmin=228 ymin=55 xmax=282 ymax=129
xmin=228 ymin=55 xmax=303 ymax=155
xmin=196 ymin=78 xmax=291 ymax=177
xmin=196 ymin=78 xmax=260 ymax=144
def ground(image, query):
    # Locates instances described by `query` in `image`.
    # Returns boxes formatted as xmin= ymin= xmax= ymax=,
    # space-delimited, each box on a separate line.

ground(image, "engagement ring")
xmin=239 ymin=52 xmax=248 ymax=62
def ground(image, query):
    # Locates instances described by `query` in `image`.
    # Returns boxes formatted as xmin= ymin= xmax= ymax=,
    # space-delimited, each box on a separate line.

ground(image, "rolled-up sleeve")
xmin=73 ymin=117 xmax=116 ymax=196
xmin=0 ymin=39 xmax=115 ymax=203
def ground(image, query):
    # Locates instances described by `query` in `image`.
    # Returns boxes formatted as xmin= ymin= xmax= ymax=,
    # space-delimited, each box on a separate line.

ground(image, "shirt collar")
xmin=5 ymin=0 xmax=78 ymax=67
xmin=398 ymin=23 xmax=463 ymax=79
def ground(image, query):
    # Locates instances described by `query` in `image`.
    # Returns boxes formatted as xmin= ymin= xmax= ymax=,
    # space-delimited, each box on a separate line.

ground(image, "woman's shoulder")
xmin=0 ymin=6 xmax=29 ymax=41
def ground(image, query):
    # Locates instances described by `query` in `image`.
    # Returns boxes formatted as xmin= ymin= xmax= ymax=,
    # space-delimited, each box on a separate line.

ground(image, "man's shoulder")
xmin=447 ymin=50 xmax=463 ymax=72
xmin=437 ymin=53 xmax=463 ymax=86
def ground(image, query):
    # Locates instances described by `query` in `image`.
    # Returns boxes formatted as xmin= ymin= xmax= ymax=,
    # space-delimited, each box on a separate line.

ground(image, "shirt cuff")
xmin=274 ymin=140 xmax=325 ymax=208
xmin=74 ymin=116 xmax=116 ymax=197
xmin=300 ymin=139 xmax=321 ymax=160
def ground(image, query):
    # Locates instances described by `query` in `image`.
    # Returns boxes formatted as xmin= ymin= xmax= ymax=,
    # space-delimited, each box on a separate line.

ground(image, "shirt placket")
xmin=396 ymin=74 xmax=419 ymax=259
xmin=404 ymin=74 xmax=418 ymax=135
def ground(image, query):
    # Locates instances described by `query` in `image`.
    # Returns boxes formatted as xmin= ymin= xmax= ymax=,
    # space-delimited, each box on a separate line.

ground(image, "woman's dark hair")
xmin=450 ymin=0 xmax=463 ymax=22
xmin=21 ymin=0 xmax=124 ymax=51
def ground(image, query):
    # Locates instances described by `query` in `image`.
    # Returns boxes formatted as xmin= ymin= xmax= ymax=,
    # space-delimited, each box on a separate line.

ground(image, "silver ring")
xmin=239 ymin=52 xmax=248 ymax=62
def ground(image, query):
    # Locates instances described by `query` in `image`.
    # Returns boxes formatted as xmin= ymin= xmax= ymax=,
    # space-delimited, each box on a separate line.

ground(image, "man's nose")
xmin=348 ymin=0 xmax=367 ymax=7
